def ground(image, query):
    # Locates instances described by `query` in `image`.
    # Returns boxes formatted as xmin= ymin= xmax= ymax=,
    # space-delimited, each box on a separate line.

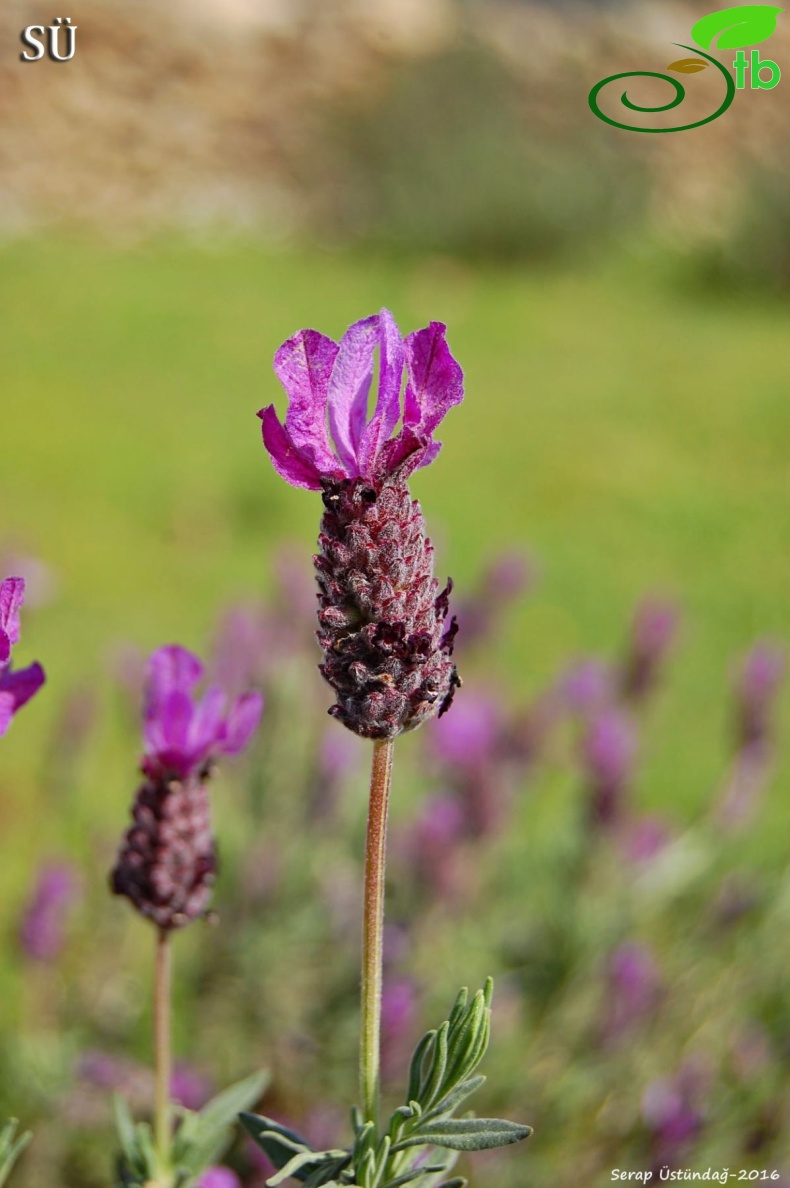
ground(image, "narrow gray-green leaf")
xmin=392 ymin=1117 xmax=532 ymax=1153
xmin=201 ymin=1070 xmax=268 ymax=1132
xmin=420 ymin=1075 xmax=487 ymax=1123
xmin=382 ymin=1165 xmax=449 ymax=1188
xmin=421 ymin=1022 xmax=450 ymax=1108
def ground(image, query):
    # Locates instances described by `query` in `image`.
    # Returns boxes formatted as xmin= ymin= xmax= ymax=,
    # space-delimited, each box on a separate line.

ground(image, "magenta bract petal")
xmin=275 ymin=329 xmax=340 ymax=474
xmin=259 ymin=405 xmax=326 ymax=491
xmin=186 ymin=686 xmax=227 ymax=764
xmin=0 ymin=576 xmax=25 ymax=649
xmin=358 ymin=310 xmax=405 ymax=476
xmin=144 ymin=688 xmax=194 ymax=764
xmin=147 ymin=646 xmax=204 ymax=701
xmin=327 ymin=314 xmax=380 ymax=475
xmin=220 ymin=689 xmax=264 ymax=754
xmin=0 ymin=632 xmax=10 ymax=666
xmin=0 ymin=661 xmax=46 ymax=734
xmin=403 ymin=322 xmax=464 ymax=436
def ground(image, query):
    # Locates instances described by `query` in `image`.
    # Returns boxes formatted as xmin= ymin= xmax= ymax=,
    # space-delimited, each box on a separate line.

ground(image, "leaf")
xmin=0 ymin=1120 xmax=31 ymax=1188
xmin=198 ymin=1070 xmax=269 ymax=1132
xmin=437 ymin=1181 xmax=467 ymax=1188
xmin=667 ymin=57 xmax=710 ymax=71
xmin=392 ymin=1117 xmax=532 ymax=1153
xmin=691 ymin=5 xmax=782 ymax=49
xmin=382 ymin=1166 xmax=449 ymax=1188
xmin=419 ymin=1075 xmax=487 ymax=1124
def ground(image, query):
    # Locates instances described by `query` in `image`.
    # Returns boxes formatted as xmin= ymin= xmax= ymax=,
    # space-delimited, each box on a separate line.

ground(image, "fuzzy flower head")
xmin=259 ymin=310 xmax=463 ymax=490
xmin=142 ymin=645 xmax=263 ymax=782
xmin=0 ymin=576 xmax=46 ymax=736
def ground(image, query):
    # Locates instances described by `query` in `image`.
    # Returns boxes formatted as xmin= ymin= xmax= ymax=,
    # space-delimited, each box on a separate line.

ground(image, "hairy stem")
xmin=154 ymin=927 xmax=172 ymax=1175
xmin=360 ymin=737 xmax=395 ymax=1133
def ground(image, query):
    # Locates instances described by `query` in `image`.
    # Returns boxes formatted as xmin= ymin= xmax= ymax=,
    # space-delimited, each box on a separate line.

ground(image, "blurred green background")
xmin=1 ymin=0 xmax=790 ymax=1185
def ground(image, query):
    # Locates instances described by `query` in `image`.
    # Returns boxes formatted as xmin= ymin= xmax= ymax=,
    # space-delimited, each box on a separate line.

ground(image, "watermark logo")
xmin=589 ymin=4 xmax=782 ymax=132
xmin=20 ymin=17 xmax=77 ymax=62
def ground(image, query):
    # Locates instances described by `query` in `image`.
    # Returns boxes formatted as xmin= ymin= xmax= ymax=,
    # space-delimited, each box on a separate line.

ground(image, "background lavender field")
xmin=2 ymin=1 xmax=790 ymax=1185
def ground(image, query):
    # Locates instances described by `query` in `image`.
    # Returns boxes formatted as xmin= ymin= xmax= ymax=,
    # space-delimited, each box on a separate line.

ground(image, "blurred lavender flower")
xmin=642 ymin=1061 xmax=708 ymax=1168
xmin=399 ymin=792 xmax=466 ymax=900
xmin=19 ymin=861 xmax=80 ymax=961
xmin=560 ymin=657 xmax=614 ymax=718
xmin=454 ymin=551 xmax=534 ymax=649
xmin=110 ymin=645 xmax=263 ymax=931
xmin=381 ymin=976 xmax=419 ymax=1081
xmin=716 ymin=641 xmax=786 ymax=830
xmin=196 ymin=1168 xmax=241 ymax=1188
xmin=76 ymin=1050 xmax=152 ymax=1109
xmin=211 ymin=603 xmax=272 ymax=698
xmin=581 ymin=709 xmax=637 ymax=829
xmin=618 ymin=814 xmax=673 ymax=865
xmin=429 ymin=690 xmax=502 ymax=769
xmin=427 ymin=690 xmax=512 ymax=836
xmin=171 ymin=1062 xmax=214 ymax=1111
xmin=0 ymin=576 xmax=46 ymax=736
xmin=307 ymin=728 xmax=362 ymax=825
xmin=735 ymin=641 xmax=786 ymax=749
xmin=601 ymin=942 xmax=661 ymax=1045
xmin=620 ymin=597 xmax=680 ymax=704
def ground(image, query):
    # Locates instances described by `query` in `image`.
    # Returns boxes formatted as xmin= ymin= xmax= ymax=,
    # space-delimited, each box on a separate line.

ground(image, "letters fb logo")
xmin=589 ymin=4 xmax=782 ymax=132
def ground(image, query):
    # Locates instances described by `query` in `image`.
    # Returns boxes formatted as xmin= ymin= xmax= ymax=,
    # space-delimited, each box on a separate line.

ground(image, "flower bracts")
xmin=0 ymin=576 xmax=45 ymax=736
xmin=317 ymin=476 xmax=459 ymax=739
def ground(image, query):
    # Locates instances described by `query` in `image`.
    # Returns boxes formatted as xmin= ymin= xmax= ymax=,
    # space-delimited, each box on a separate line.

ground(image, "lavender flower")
xmin=19 ymin=861 xmax=80 ymax=962
xmin=110 ymin=645 xmax=263 ymax=931
xmin=561 ymin=658 xmax=614 ymax=717
xmin=621 ymin=597 xmax=680 ymax=704
xmin=259 ymin=310 xmax=462 ymax=739
xmin=0 ymin=576 xmax=45 ymax=735
xmin=716 ymin=641 xmax=786 ymax=830
xmin=601 ymin=942 xmax=661 ymax=1044
xmin=581 ymin=709 xmax=637 ymax=829
xmin=735 ymin=641 xmax=786 ymax=750
xmin=171 ymin=1062 xmax=214 ymax=1111
xmin=453 ymin=551 xmax=534 ymax=648
xmin=400 ymin=791 xmax=466 ymax=899
xmin=642 ymin=1062 xmax=708 ymax=1168
xmin=196 ymin=1168 xmax=241 ymax=1188
xmin=380 ymin=976 xmax=419 ymax=1080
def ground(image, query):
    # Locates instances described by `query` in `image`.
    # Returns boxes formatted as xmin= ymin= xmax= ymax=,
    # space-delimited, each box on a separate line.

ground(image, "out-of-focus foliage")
xmin=306 ymin=45 xmax=648 ymax=261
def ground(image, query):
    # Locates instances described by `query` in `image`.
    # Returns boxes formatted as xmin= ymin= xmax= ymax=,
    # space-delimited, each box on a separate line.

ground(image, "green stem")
xmin=360 ymin=737 xmax=395 ymax=1133
xmin=154 ymin=927 xmax=172 ymax=1176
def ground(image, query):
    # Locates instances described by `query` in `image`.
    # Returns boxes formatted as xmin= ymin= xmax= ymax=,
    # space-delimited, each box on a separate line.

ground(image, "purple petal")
xmin=0 ymin=577 xmax=25 ymax=648
xmin=259 ymin=405 xmax=326 ymax=491
xmin=219 ymin=690 xmax=263 ymax=755
xmin=144 ymin=688 xmax=194 ymax=762
xmin=147 ymin=646 xmax=203 ymax=701
xmin=185 ymin=686 xmax=227 ymax=765
xmin=358 ymin=310 xmax=405 ymax=476
xmin=327 ymin=314 xmax=380 ymax=475
xmin=0 ymin=631 xmax=9 ymax=667
xmin=275 ymin=329 xmax=340 ymax=474
xmin=403 ymin=322 xmax=464 ymax=435
xmin=0 ymin=661 xmax=46 ymax=735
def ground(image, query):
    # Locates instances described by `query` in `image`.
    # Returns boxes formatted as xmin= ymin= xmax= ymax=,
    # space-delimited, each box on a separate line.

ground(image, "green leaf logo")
xmin=692 ymin=4 xmax=783 ymax=49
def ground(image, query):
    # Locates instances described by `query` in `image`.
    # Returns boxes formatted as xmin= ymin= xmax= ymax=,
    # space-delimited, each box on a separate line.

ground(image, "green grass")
xmin=1 ymin=236 xmax=789 ymax=874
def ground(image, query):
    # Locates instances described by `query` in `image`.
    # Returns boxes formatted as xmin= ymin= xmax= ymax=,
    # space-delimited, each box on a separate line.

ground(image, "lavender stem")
xmin=361 ymin=738 xmax=394 ymax=1133
xmin=154 ymin=927 xmax=172 ymax=1174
